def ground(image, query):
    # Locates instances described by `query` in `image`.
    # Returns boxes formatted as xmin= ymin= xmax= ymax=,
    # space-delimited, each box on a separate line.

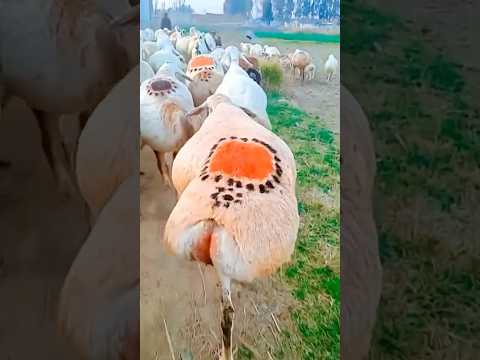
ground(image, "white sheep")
xmin=240 ymin=42 xmax=252 ymax=54
xmin=165 ymin=94 xmax=299 ymax=360
xmin=76 ymin=66 xmax=139 ymax=225
xmin=324 ymin=54 xmax=338 ymax=81
xmin=215 ymin=47 xmax=271 ymax=128
xmin=140 ymin=72 xmax=194 ymax=185
xmin=305 ymin=63 xmax=316 ymax=81
xmin=59 ymin=175 xmax=139 ymax=360
xmin=148 ymin=46 xmax=186 ymax=73
xmin=143 ymin=27 xmax=155 ymax=41
xmin=156 ymin=62 xmax=191 ymax=84
xmin=249 ymin=43 xmax=265 ymax=57
xmin=264 ymin=45 xmax=281 ymax=58
xmin=142 ymin=41 xmax=160 ymax=60
xmin=341 ymin=85 xmax=382 ymax=360
xmin=140 ymin=60 xmax=154 ymax=84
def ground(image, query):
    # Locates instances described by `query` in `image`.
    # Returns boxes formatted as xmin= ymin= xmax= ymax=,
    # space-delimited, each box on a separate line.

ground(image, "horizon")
xmin=153 ymin=0 xmax=224 ymax=15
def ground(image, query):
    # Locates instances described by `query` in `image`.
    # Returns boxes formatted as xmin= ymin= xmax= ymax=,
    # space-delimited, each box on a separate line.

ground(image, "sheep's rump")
xmin=165 ymin=104 xmax=300 ymax=281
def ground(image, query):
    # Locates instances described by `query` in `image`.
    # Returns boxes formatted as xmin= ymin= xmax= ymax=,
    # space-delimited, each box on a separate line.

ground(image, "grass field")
xmin=343 ymin=1 xmax=480 ymax=358
xmin=245 ymin=92 xmax=340 ymax=360
xmin=254 ymin=31 xmax=340 ymax=43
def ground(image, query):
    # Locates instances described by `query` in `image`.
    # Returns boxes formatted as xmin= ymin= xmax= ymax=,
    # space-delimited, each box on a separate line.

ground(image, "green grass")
xmin=259 ymin=60 xmax=284 ymax=91
xmin=265 ymin=92 xmax=340 ymax=359
xmin=255 ymin=31 xmax=340 ymax=43
xmin=343 ymin=0 xmax=480 ymax=358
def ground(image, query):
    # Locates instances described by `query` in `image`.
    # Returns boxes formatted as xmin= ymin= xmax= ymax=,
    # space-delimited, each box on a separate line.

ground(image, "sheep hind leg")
xmin=153 ymin=150 xmax=172 ymax=188
xmin=34 ymin=110 xmax=77 ymax=198
xmin=219 ymin=275 xmax=234 ymax=360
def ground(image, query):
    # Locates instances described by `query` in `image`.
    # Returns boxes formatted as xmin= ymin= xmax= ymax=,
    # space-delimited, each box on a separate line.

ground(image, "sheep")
xmin=143 ymin=27 xmax=155 ymax=41
xmin=221 ymin=46 xmax=240 ymax=72
xmin=140 ymin=73 xmax=194 ymax=186
xmin=58 ymin=174 xmax=139 ymax=360
xmin=148 ymin=45 xmax=186 ymax=73
xmin=279 ymin=55 xmax=293 ymax=75
xmin=210 ymin=47 xmax=226 ymax=69
xmin=140 ymin=60 xmax=154 ymax=84
xmin=191 ymin=33 xmax=214 ymax=58
xmin=76 ymin=66 xmax=139 ymax=225
xmin=186 ymin=55 xmax=224 ymax=107
xmin=169 ymin=28 xmax=182 ymax=47
xmin=155 ymin=28 xmax=170 ymax=44
xmin=264 ymin=45 xmax=281 ymax=58
xmin=164 ymin=94 xmax=299 ymax=360
xmin=240 ymin=42 xmax=252 ymax=54
xmin=0 ymin=3 xmax=139 ymax=196
xmin=249 ymin=43 xmax=265 ymax=57
xmin=341 ymin=85 xmax=382 ymax=360
xmin=213 ymin=32 xmax=223 ymax=46
xmin=142 ymin=41 xmax=160 ymax=59
xmin=291 ymin=49 xmax=312 ymax=82
xmin=176 ymin=35 xmax=198 ymax=62
xmin=239 ymin=55 xmax=259 ymax=71
xmin=215 ymin=47 xmax=271 ymax=129
xmin=156 ymin=62 xmax=190 ymax=85
xmin=204 ymin=32 xmax=217 ymax=52
xmin=324 ymin=54 xmax=338 ymax=81
xmin=305 ymin=63 xmax=316 ymax=81
xmin=188 ymin=69 xmax=224 ymax=107
xmin=187 ymin=55 xmax=223 ymax=77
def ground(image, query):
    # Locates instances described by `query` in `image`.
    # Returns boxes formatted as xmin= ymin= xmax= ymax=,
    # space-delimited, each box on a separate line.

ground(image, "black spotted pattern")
xmin=197 ymin=136 xmax=285 ymax=209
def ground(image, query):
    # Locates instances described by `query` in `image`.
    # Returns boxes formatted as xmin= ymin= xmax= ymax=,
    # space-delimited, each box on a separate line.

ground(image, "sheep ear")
xmin=110 ymin=4 xmax=139 ymax=27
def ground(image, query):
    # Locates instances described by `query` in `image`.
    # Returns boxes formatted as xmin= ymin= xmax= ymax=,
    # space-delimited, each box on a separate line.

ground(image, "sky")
xmin=153 ymin=0 xmax=224 ymax=14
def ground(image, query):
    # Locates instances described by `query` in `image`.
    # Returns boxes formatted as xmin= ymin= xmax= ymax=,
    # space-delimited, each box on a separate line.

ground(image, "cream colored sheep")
xmin=341 ymin=85 xmax=382 ymax=360
xmin=186 ymin=55 xmax=224 ymax=106
xmin=76 ymin=66 xmax=138 ymax=225
xmin=58 ymin=175 xmax=139 ymax=360
xmin=165 ymin=94 xmax=299 ymax=360
xmin=291 ymin=49 xmax=312 ymax=82
xmin=305 ymin=63 xmax=316 ymax=81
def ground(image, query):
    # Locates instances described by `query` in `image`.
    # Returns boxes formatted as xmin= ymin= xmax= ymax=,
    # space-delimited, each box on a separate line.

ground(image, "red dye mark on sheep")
xmin=192 ymin=232 xmax=213 ymax=265
xmin=151 ymin=79 xmax=172 ymax=91
xmin=209 ymin=140 xmax=274 ymax=180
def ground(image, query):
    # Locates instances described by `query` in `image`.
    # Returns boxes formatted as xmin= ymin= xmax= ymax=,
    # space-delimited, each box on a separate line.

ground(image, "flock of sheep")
xmin=140 ymin=25 xmax=301 ymax=359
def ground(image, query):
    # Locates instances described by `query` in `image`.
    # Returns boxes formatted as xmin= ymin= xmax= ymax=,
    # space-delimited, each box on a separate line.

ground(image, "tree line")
xmin=224 ymin=0 xmax=340 ymax=23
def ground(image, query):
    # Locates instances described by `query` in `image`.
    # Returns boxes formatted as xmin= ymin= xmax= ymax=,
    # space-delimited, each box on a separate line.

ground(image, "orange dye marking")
xmin=193 ymin=232 xmax=213 ymax=265
xmin=189 ymin=55 xmax=215 ymax=69
xmin=210 ymin=140 xmax=274 ymax=180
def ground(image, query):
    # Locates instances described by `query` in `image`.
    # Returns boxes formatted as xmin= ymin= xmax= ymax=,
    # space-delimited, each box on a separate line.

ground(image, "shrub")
xmin=259 ymin=60 xmax=283 ymax=90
